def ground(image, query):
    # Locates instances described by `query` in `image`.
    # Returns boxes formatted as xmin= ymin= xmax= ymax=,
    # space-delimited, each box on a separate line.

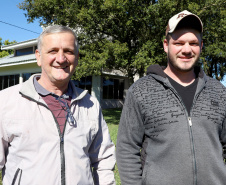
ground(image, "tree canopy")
xmin=0 ymin=38 xmax=16 ymax=58
xmin=18 ymin=0 xmax=226 ymax=83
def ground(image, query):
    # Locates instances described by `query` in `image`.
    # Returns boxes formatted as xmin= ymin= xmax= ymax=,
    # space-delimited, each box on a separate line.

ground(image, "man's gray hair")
xmin=37 ymin=25 xmax=79 ymax=54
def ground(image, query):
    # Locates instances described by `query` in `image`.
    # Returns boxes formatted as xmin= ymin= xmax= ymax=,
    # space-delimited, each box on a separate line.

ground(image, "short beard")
xmin=167 ymin=54 xmax=200 ymax=73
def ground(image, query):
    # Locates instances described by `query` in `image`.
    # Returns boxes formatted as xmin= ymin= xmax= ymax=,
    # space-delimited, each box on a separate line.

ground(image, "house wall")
xmin=91 ymin=75 xmax=124 ymax=109
xmin=0 ymin=63 xmax=41 ymax=83
xmin=91 ymin=75 xmax=101 ymax=102
xmin=92 ymin=75 xmax=129 ymax=109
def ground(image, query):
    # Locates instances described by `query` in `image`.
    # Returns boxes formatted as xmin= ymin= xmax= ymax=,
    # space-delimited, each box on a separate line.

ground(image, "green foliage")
xmin=0 ymin=38 xmax=16 ymax=58
xmin=198 ymin=0 xmax=226 ymax=80
xmin=18 ymin=0 xmax=226 ymax=81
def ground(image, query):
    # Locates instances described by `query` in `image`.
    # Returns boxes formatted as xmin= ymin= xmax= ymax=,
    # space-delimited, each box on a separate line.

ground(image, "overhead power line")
xmin=0 ymin=20 xmax=40 ymax=35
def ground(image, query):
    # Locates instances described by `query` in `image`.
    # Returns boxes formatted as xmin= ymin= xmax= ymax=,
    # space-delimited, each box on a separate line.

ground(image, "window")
xmin=16 ymin=47 xmax=33 ymax=56
xmin=103 ymin=77 xmax=124 ymax=99
xmin=72 ymin=76 xmax=92 ymax=94
xmin=0 ymin=74 xmax=19 ymax=90
xmin=23 ymin=73 xmax=37 ymax=82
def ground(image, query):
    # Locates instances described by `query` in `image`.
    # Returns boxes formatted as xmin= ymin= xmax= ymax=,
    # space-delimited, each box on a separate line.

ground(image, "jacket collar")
xmin=146 ymin=64 xmax=207 ymax=91
xmin=19 ymin=74 xmax=88 ymax=103
xmin=146 ymin=64 xmax=206 ymax=80
xmin=147 ymin=64 xmax=204 ymax=77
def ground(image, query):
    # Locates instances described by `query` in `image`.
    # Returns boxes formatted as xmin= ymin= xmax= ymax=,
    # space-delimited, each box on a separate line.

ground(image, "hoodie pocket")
xmin=11 ymin=168 xmax=22 ymax=185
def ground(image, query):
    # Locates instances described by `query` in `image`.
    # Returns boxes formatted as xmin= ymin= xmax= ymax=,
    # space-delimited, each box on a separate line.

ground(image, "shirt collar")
xmin=33 ymin=75 xmax=73 ymax=99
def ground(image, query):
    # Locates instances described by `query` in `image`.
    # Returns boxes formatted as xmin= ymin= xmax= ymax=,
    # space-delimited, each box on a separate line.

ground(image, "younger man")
xmin=116 ymin=10 xmax=226 ymax=185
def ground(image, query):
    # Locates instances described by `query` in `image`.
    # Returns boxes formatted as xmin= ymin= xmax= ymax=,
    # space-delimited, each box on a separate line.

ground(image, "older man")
xmin=116 ymin=10 xmax=226 ymax=185
xmin=0 ymin=25 xmax=115 ymax=185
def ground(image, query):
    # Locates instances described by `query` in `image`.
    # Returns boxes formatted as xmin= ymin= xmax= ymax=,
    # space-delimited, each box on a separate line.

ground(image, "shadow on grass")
xmin=102 ymin=108 xmax=122 ymax=125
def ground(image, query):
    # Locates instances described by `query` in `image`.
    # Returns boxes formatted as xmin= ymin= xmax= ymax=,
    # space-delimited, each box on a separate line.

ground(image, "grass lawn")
xmin=102 ymin=108 xmax=122 ymax=185
xmin=0 ymin=108 xmax=121 ymax=185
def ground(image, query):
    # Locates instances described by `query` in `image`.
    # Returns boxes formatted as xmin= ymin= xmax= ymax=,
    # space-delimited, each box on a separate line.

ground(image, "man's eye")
xmin=49 ymin=50 xmax=57 ymax=53
xmin=190 ymin=43 xmax=199 ymax=46
xmin=175 ymin=43 xmax=182 ymax=46
xmin=65 ymin=50 xmax=74 ymax=54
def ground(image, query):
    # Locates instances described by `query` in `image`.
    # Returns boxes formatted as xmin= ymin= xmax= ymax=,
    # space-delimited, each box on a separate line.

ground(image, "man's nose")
xmin=181 ymin=43 xmax=192 ymax=54
xmin=56 ymin=50 xmax=66 ymax=63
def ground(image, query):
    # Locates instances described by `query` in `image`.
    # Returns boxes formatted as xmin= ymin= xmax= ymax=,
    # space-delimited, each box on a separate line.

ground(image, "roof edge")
xmin=1 ymin=38 xmax=38 ymax=50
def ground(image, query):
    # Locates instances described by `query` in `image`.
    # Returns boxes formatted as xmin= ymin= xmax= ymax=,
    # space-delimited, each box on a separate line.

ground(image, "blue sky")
xmin=0 ymin=0 xmax=42 ymax=43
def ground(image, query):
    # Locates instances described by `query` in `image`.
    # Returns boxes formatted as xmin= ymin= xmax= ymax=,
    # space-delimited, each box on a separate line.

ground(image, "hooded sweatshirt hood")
xmin=146 ymin=64 xmax=204 ymax=79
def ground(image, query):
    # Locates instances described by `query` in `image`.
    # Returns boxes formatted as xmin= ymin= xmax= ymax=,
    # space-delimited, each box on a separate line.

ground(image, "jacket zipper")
xmin=168 ymin=86 xmax=199 ymax=185
xmin=20 ymin=94 xmax=67 ymax=185
xmin=11 ymin=168 xmax=22 ymax=185
xmin=59 ymin=101 xmax=77 ymax=185
xmin=60 ymin=133 xmax=66 ymax=185
xmin=187 ymin=83 xmax=205 ymax=185
xmin=51 ymin=99 xmax=76 ymax=185
xmin=167 ymin=79 xmax=205 ymax=185
xmin=40 ymin=101 xmax=67 ymax=185
xmin=46 ymin=105 xmax=67 ymax=185
xmin=38 ymin=99 xmax=77 ymax=185
xmin=188 ymin=117 xmax=197 ymax=185
xmin=40 ymin=103 xmax=67 ymax=185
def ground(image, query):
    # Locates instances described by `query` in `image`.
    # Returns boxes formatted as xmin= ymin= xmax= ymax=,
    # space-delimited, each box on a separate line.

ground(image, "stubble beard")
xmin=167 ymin=54 xmax=200 ymax=73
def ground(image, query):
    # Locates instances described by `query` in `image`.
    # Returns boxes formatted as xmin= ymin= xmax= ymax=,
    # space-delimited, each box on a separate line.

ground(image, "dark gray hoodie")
xmin=116 ymin=64 xmax=226 ymax=185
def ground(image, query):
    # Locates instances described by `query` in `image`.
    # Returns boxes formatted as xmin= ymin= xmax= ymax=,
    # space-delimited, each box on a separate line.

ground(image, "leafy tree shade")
xmin=0 ymin=38 xmax=16 ymax=58
xmin=18 ymin=0 xmax=226 ymax=83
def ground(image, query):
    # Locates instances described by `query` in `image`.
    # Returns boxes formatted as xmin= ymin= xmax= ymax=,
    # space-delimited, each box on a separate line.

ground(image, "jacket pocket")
xmin=11 ymin=168 xmax=22 ymax=185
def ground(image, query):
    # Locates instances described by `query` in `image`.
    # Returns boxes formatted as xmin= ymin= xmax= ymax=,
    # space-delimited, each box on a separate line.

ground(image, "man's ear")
xmin=163 ymin=39 xmax=169 ymax=53
xmin=35 ymin=49 xmax=41 ymax=67
xmin=74 ymin=52 xmax=79 ymax=66
xmin=200 ymin=40 xmax=203 ymax=52
xmin=77 ymin=51 xmax=79 ymax=60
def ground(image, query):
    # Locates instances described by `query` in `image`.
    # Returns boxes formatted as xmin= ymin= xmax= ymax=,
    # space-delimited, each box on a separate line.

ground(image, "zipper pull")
xmin=61 ymin=136 xmax=64 ymax=144
xmin=188 ymin=117 xmax=192 ymax=126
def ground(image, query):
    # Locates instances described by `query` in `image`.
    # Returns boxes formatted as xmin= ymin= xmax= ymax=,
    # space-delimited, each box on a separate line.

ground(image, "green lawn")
xmin=102 ymin=108 xmax=122 ymax=185
xmin=0 ymin=108 xmax=121 ymax=185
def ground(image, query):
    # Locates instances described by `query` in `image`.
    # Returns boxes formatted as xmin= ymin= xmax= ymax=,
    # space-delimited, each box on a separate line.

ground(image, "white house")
xmin=0 ymin=38 xmax=130 ymax=109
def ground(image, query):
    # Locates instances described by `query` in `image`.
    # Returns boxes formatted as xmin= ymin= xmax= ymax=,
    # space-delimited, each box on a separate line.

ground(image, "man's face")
xmin=35 ymin=32 xmax=78 ymax=86
xmin=163 ymin=28 xmax=203 ymax=74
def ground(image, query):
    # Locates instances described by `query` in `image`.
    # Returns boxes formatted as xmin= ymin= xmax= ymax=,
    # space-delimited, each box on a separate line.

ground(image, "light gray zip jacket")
xmin=116 ymin=65 xmax=226 ymax=185
xmin=0 ymin=74 xmax=116 ymax=185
